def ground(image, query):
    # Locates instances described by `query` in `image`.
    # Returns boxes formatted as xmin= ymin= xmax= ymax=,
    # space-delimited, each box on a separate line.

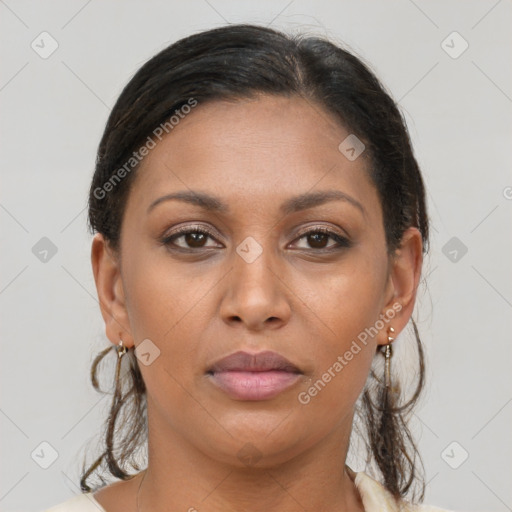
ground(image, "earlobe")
xmin=377 ymin=227 xmax=423 ymax=346
xmin=91 ymin=233 xmax=135 ymax=348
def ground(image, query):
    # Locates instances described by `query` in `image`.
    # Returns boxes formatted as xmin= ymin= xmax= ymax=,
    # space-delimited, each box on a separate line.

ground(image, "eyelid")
xmin=164 ymin=223 xmax=222 ymax=239
xmin=293 ymin=224 xmax=347 ymax=239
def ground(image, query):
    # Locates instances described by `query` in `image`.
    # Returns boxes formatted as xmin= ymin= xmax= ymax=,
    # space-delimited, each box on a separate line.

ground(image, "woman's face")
xmin=92 ymin=94 xmax=421 ymax=468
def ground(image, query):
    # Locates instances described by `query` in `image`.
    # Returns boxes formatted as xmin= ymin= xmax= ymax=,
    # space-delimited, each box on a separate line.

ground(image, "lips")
xmin=207 ymin=350 xmax=302 ymax=374
xmin=206 ymin=350 xmax=303 ymax=401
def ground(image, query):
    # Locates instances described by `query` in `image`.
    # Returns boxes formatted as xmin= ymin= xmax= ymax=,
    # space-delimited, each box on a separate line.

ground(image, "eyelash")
xmin=160 ymin=225 xmax=351 ymax=252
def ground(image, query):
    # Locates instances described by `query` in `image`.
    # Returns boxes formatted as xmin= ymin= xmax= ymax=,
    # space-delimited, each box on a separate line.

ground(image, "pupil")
xmin=186 ymin=233 xmax=206 ymax=247
xmin=309 ymin=233 xmax=327 ymax=248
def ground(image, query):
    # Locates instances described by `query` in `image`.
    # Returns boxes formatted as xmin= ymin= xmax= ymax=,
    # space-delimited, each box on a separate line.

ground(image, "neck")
xmin=136 ymin=401 xmax=365 ymax=512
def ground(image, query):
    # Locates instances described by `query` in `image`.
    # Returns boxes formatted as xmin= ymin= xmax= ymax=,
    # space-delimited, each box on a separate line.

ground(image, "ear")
xmin=377 ymin=226 xmax=423 ymax=347
xmin=91 ymin=233 xmax=135 ymax=348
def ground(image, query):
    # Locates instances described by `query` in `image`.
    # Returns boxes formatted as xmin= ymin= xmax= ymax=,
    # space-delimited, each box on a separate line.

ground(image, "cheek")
xmin=302 ymin=251 xmax=386 ymax=345
xmin=123 ymin=251 xmax=207 ymax=341
xmin=122 ymin=250 xmax=211 ymax=385
xmin=121 ymin=258 xmax=212 ymax=417
xmin=123 ymin=268 xmax=205 ymax=428
xmin=293 ymin=256 xmax=385 ymax=410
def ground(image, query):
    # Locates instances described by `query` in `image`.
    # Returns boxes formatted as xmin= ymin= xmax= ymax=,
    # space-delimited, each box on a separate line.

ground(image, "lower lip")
xmin=208 ymin=370 xmax=302 ymax=400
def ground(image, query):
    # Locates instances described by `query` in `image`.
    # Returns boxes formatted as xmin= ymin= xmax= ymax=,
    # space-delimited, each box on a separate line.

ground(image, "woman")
xmin=45 ymin=24 xmax=455 ymax=512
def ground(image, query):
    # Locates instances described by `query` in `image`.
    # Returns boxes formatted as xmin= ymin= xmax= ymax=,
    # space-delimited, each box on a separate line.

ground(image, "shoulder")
xmin=411 ymin=505 xmax=456 ymax=512
xmin=42 ymin=492 xmax=106 ymax=512
xmin=412 ymin=505 xmax=457 ymax=512
xmin=352 ymin=470 xmax=456 ymax=512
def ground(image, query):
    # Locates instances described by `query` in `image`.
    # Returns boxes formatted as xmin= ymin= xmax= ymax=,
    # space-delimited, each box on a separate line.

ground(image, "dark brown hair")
xmin=82 ymin=23 xmax=429 ymax=505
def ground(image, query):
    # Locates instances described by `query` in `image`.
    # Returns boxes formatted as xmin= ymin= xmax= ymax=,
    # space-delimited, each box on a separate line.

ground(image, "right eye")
xmin=160 ymin=225 xmax=223 ymax=250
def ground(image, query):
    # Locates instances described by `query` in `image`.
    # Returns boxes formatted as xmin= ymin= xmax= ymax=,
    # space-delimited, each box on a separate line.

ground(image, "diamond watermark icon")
xmin=32 ymin=237 xmax=58 ymax=263
xmin=236 ymin=236 xmax=263 ymax=264
xmin=441 ymin=441 xmax=469 ymax=469
xmin=31 ymin=31 xmax=59 ymax=59
xmin=31 ymin=441 xmax=59 ymax=469
xmin=338 ymin=134 xmax=365 ymax=161
xmin=237 ymin=442 xmax=263 ymax=467
xmin=442 ymin=236 xmax=468 ymax=263
xmin=135 ymin=338 xmax=161 ymax=366
xmin=441 ymin=31 xmax=469 ymax=59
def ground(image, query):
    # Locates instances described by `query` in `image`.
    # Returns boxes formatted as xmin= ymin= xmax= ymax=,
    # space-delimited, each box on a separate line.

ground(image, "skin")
xmin=91 ymin=94 xmax=423 ymax=512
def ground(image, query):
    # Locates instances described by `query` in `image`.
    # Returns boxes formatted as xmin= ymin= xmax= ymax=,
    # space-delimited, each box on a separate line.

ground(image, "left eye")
xmin=162 ymin=226 xmax=220 ymax=250
xmin=292 ymin=228 xmax=351 ymax=250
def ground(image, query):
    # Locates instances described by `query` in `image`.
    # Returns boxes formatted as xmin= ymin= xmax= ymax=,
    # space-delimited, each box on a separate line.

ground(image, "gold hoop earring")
xmin=116 ymin=339 xmax=128 ymax=358
xmin=113 ymin=339 xmax=128 ymax=398
xmin=383 ymin=326 xmax=395 ymax=389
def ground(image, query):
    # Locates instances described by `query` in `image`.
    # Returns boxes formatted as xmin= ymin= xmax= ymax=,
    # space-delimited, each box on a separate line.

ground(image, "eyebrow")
xmin=147 ymin=189 xmax=366 ymax=217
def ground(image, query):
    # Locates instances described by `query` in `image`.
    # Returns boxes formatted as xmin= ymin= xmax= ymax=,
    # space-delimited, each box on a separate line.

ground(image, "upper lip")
xmin=207 ymin=350 xmax=302 ymax=374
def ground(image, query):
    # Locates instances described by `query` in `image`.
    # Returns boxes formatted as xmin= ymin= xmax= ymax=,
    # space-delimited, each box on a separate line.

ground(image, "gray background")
xmin=1 ymin=1 xmax=511 ymax=511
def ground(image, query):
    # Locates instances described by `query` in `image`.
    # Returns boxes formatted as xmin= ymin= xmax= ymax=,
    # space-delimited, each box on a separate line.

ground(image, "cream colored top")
xmin=43 ymin=470 xmax=454 ymax=511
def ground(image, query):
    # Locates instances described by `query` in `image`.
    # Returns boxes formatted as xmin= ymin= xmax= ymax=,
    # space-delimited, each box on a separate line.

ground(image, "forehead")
xmin=126 ymin=94 xmax=379 ymax=220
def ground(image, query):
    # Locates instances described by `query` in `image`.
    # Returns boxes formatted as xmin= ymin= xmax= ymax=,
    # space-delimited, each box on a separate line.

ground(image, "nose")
xmin=219 ymin=240 xmax=292 ymax=332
